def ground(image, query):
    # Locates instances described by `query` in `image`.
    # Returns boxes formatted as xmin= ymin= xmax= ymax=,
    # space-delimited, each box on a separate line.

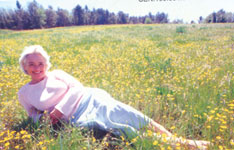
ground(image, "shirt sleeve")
xmin=18 ymin=87 xmax=42 ymax=122
xmin=52 ymin=70 xmax=84 ymax=118
xmin=55 ymin=87 xmax=83 ymax=118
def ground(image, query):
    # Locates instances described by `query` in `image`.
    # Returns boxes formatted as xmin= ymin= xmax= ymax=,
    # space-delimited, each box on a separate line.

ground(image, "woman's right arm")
xmin=18 ymin=90 xmax=42 ymax=122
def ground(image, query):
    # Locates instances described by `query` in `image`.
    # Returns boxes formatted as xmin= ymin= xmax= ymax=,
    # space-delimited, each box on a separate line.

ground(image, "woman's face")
xmin=24 ymin=53 xmax=47 ymax=84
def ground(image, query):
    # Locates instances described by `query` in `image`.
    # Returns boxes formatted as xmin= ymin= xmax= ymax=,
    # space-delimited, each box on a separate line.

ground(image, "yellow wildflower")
xmin=5 ymin=142 xmax=10 ymax=147
xmin=153 ymin=140 xmax=158 ymax=145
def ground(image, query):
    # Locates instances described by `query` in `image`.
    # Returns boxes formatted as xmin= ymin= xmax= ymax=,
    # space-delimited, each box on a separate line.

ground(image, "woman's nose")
xmin=34 ymin=65 xmax=40 ymax=70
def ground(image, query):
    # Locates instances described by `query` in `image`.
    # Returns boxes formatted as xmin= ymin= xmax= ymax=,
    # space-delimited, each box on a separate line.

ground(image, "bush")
xmin=144 ymin=18 xmax=152 ymax=24
xmin=176 ymin=26 xmax=187 ymax=33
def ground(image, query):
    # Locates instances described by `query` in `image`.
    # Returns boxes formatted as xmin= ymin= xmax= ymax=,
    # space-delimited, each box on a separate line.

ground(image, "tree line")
xmin=202 ymin=9 xmax=234 ymax=23
xmin=0 ymin=0 xmax=233 ymax=30
xmin=0 ymin=0 xmax=169 ymax=30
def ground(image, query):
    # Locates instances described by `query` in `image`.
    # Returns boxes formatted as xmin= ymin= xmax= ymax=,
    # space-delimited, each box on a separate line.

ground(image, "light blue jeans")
xmin=71 ymin=88 xmax=151 ymax=137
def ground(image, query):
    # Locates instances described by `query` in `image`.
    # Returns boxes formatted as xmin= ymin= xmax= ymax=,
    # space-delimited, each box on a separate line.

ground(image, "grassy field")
xmin=0 ymin=24 xmax=234 ymax=150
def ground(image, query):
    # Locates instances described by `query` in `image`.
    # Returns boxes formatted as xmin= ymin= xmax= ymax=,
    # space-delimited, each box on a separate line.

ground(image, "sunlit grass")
xmin=0 ymin=24 xmax=234 ymax=149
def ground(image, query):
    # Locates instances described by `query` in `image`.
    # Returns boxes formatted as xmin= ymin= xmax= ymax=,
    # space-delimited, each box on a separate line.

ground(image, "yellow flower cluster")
xmin=0 ymin=130 xmax=31 ymax=149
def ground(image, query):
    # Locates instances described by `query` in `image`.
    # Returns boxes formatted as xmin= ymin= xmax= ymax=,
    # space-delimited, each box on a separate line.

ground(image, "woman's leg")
xmin=149 ymin=120 xmax=173 ymax=136
xmin=149 ymin=120 xmax=210 ymax=149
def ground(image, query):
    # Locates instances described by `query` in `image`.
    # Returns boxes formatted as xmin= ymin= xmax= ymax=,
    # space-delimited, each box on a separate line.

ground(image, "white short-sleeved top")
xmin=18 ymin=70 xmax=85 ymax=122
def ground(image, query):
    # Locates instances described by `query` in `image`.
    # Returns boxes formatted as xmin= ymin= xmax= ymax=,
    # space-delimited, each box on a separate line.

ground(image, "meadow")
xmin=0 ymin=24 xmax=234 ymax=150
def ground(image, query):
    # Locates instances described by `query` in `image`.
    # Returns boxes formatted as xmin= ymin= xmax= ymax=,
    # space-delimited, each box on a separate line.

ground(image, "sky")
xmin=0 ymin=0 xmax=233 ymax=23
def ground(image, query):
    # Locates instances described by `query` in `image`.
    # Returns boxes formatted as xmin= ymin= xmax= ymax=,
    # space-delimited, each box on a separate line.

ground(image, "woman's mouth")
xmin=33 ymin=71 xmax=42 ymax=74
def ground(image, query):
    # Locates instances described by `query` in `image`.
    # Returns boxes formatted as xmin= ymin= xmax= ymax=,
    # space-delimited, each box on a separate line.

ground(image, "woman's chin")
xmin=31 ymin=76 xmax=46 ymax=84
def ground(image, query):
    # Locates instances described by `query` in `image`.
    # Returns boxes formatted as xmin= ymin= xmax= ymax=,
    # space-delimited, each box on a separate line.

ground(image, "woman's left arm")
xmin=51 ymin=69 xmax=84 ymax=119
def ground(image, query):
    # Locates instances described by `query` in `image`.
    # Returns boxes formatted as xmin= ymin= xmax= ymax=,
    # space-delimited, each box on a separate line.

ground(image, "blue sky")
xmin=0 ymin=0 xmax=233 ymax=23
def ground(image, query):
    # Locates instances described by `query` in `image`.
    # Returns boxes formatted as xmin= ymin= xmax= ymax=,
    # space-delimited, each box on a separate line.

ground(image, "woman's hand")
xmin=49 ymin=109 xmax=63 ymax=125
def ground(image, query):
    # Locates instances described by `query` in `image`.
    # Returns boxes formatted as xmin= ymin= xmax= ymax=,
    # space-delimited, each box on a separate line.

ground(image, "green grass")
xmin=0 ymin=24 xmax=234 ymax=149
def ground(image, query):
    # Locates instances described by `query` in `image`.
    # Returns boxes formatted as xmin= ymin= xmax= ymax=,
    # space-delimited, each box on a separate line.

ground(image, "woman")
xmin=18 ymin=45 xmax=210 ymax=149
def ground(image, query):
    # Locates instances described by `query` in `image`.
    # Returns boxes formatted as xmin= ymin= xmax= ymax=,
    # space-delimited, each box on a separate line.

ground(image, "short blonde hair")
xmin=19 ymin=45 xmax=51 ymax=74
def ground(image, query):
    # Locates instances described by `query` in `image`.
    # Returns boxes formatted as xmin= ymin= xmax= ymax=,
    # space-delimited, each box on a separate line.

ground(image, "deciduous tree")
xmin=45 ymin=6 xmax=57 ymax=28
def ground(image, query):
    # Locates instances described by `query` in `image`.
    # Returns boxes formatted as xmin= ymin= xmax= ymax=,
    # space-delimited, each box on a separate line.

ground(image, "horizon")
xmin=0 ymin=0 xmax=234 ymax=23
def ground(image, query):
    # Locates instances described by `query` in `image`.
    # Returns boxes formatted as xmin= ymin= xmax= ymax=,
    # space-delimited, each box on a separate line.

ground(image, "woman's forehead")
xmin=26 ymin=53 xmax=45 ymax=62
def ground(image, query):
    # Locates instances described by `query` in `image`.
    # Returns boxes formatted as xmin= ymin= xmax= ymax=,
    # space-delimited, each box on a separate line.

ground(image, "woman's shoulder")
xmin=49 ymin=69 xmax=72 ymax=78
xmin=49 ymin=69 xmax=67 ymax=75
xmin=48 ymin=69 xmax=71 ymax=81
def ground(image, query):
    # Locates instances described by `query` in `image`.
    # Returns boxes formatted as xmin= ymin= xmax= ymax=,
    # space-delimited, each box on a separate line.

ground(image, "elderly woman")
xmin=18 ymin=45 xmax=210 ymax=149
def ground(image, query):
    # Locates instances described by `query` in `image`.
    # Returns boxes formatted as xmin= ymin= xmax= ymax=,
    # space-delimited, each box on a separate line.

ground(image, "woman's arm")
xmin=51 ymin=70 xmax=84 ymax=119
xmin=18 ymin=90 xmax=42 ymax=122
xmin=49 ymin=108 xmax=63 ymax=125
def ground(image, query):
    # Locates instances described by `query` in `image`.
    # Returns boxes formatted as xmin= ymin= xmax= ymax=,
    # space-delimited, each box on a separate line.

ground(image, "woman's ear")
xmin=23 ymin=63 xmax=28 ymax=74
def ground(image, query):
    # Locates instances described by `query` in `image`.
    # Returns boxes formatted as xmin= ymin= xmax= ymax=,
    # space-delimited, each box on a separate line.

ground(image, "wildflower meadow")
xmin=0 ymin=24 xmax=234 ymax=150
